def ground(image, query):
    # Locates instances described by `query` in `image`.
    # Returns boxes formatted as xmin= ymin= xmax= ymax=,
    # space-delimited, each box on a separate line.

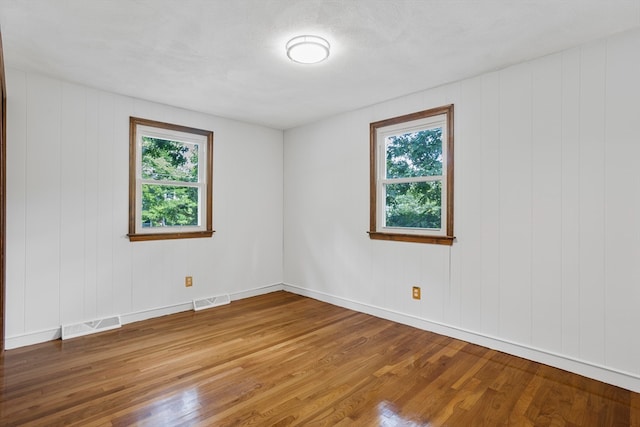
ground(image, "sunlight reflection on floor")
xmin=378 ymin=401 xmax=430 ymax=427
xmin=146 ymin=387 xmax=201 ymax=423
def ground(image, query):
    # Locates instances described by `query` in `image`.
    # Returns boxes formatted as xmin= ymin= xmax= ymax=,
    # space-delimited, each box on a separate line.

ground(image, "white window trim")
xmin=135 ymin=125 xmax=208 ymax=235
xmin=376 ymin=114 xmax=448 ymax=236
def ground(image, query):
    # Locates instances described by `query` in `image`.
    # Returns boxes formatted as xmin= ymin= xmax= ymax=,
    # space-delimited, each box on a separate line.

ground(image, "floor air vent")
xmin=193 ymin=294 xmax=231 ymax=311
xmin=62 ymin=316 xmax=122 ymax=340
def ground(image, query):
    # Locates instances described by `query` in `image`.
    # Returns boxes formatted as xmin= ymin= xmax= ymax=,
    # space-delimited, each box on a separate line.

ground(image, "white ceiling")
xmin=1 ymin=0 xmax=639 ymax=130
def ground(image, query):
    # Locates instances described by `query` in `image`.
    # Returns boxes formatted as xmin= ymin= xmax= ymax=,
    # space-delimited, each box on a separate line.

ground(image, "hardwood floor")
xmin=1 ymin=291 xmax=638 ymax=426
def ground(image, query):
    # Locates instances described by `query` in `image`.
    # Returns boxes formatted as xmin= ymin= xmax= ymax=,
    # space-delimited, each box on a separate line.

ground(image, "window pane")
xmin=385 ymin=181 xmax=441 ymax=229
xmin=142 ymin=184 xmax=199 ymax=227
xmin=141 ymin=136 xmax=199 ymax=183
xmin=386 ymin=128 xmax=442 ymax=178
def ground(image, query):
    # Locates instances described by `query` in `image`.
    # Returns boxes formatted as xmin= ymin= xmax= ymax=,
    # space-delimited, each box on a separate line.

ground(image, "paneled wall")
xmin=283 ymin=28 xmax=640 ymax=391
xmin=6 ymin=69 xmax=284 ymax=346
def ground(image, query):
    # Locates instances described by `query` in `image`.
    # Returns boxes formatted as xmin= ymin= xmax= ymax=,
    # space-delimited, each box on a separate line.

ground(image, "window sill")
xmin=368 ymin=231 xmax=454 ymax=246
xmin=128 ymin=230 xmax=214 ymax=242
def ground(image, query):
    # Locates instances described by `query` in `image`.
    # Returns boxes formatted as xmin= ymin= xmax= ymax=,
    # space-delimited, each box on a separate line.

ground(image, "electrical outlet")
xmin=412 ymin=286 xmax=421 ymax=300
xmin=185 ymin=276 xmax=193 ymax=287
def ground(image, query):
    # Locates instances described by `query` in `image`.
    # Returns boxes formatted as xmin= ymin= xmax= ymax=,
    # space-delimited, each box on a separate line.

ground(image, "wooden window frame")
xmin=128 ymin=117 xmax=214 ymax=242
xmin=369 ymin=105 xmax=454 ymax=246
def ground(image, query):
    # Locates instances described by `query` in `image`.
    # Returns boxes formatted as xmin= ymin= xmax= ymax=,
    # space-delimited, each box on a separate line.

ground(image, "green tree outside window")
xmin=385 ymin=129 xmax=443 ymax=229
xmin=141 ymin=137 xmax=199 ymax=227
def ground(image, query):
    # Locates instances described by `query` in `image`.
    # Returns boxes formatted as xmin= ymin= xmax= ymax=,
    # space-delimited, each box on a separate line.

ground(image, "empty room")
xmin=1 ymin=0 xmax=640 ymax=425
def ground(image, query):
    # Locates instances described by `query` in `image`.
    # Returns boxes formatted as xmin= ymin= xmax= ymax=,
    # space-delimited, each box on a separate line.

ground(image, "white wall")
xmin=6 ymin=68 xmax=284 ymax=347
xmin=283 ymin=28 xmax=640 ymax=392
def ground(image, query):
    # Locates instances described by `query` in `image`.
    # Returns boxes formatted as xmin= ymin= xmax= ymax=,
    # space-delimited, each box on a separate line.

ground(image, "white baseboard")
xmin=120 ymin=302 xmax=193 ymax=325
xmin=5 ymin=328 xmax=61 ymax=350
xmin=229 ymin=283 xmax=284 ymax=301
xmin=123 ymin=283 xmax=284 ymax=324
xmin=4 ymin=283 xmax=285 ymax=350
xmin=283 ymin=283 xmax=640 ymax=393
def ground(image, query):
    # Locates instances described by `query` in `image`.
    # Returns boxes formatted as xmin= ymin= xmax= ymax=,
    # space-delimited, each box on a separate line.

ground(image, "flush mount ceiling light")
xmin=286 ymin=35 xmax=330 ymax=64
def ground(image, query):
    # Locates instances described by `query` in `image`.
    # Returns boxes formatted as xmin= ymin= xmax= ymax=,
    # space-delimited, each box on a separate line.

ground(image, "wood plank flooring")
xmin=1 ymin=291 xmax=638 ymax=426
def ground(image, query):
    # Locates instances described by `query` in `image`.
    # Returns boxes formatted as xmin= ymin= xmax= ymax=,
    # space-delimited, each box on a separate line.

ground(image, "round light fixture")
xmin=286 ymin=35 xmax=330 ymax=64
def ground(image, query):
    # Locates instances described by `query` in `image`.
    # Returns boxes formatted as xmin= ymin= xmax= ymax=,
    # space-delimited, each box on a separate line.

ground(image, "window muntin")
xmin=369 ymin=105 xmax=454 ymax=245
xmin=129 ymin=117 xmax=214 ymax=241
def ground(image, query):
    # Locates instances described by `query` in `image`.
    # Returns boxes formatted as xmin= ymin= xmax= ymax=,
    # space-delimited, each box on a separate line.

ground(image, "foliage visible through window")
xmin=129 ymin=117 xmax=214 ymax=241
xmin=385 ymin=129 xmax=443 ymax=229
xmin=369 ymin=105 xmax=454 ymax=245
xmin=141 ymin=137 xmax=199 ymax=227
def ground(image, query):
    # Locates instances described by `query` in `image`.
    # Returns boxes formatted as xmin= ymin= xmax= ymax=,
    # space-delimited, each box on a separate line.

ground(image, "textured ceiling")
xmin=1 ymin=0 xmax=639 ymax=129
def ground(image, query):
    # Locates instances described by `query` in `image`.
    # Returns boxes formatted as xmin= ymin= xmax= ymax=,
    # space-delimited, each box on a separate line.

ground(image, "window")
xmin=369 ymin=105 xmax=454 ymax=245
xmin=128 ymin=117 xmax=214 ymax=241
